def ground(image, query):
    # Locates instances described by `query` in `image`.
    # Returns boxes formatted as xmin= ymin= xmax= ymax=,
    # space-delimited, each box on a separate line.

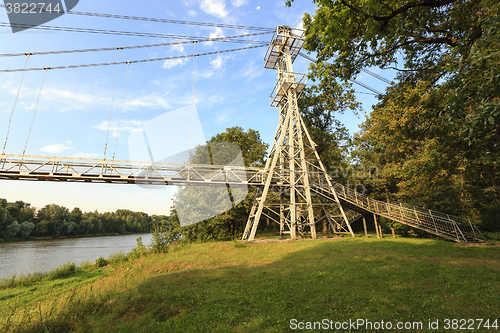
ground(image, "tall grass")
xmin=1 ymin=238 xmax=499 ymax=332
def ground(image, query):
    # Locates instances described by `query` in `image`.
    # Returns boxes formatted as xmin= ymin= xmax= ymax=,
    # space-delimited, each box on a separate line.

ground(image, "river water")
xmin=0 ymin=233 xmax=152 ymax=280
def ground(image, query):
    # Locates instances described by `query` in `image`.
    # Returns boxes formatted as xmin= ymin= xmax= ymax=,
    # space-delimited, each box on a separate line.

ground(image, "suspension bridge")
xmin=0 ymin=21 xmax=484 ymax=243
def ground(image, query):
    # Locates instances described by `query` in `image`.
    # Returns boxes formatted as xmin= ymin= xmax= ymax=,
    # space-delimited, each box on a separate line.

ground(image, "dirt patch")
xmin=456 ymin=242 xmax=500 ymax=247
xmin=247 ymin=235 xmax=344 ymax=244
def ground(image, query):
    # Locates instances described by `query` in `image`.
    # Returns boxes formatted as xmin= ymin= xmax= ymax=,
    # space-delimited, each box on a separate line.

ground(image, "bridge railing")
xmin=316 ymin=177 xmax=484 ymax=242
xmin=295 ymin=169 xmax=483 ymax=242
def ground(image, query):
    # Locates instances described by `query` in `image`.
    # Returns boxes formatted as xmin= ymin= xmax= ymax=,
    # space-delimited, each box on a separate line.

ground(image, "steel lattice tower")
xmin=242 ymin=26 xmax=356 ymax=241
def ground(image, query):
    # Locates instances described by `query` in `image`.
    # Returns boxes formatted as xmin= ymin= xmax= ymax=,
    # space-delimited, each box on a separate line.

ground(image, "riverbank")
xmin=0 ymin=233 xmax=153 ymax=280
xmin=1 ymin=237 xmax=499 ymax=332
xmin=0 ymin=231 xmax=150 ymax=244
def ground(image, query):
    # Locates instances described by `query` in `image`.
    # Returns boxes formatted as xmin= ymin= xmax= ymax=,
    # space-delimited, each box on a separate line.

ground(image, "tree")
xmin=69 ymin=207 xmax=83 ymax=224
xmin=35 ymin=204 xmax=70 ymax=236
xmin=5 ymin=221 xmax=20 ymax=238
xmin=296 ymin=0 xmax=499 ymax=144
xmin=290 ymin=0 xmax=499 ymax=228
xmin=170 ymin=127 xmax=269 ymax=242
xmin=19 ymin=221 xmax=35 ymax=238
xmin=0 ymin=205 xmax=9 ymax=237
xmin=18 ymin=206 xmax=35 ymax=224
xmin=298 ymin=84 xmax=360 ymax=183
xmin=79 ymin=215 xmax=94 ymax=234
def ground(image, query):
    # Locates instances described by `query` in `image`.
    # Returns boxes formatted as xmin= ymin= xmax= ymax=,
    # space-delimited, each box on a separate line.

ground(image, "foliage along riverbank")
xmin=0 ymin=198 xmax=170 ymax=242
xmin=1 ymin=237 xmax=499 ymax=332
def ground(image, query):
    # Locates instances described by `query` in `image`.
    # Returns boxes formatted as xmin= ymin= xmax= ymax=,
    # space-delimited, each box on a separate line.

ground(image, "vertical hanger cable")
xmin=2 ymin=53 xmax=31 ymax=154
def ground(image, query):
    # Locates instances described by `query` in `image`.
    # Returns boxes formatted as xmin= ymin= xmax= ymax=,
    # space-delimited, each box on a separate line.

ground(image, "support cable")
xmin=0 ymin=31 xmax=269 ymax=58
xmin=23 ymin=67 xmax=49 ymax=156
xmin=0 ymin=45 xmax=267 ymax=73
xmin=103 ymin=48 xmax=122 ymax=159
xmin=0 ymin=22 xmax=271 ymax=44
xmin=298 ymin=52 xmax=390 ymax=90
xmin=112 ymin=61 xmax=131 ymax=161
xmin=189 ymin=41 xmax=198 ymax=159
xmin=2 ymin=53 xmax=30 ymax=154
xmin=65 ymin=10 xmax=275 ymax=32
xmin=0 ymin=5 xmax=273 ymax=32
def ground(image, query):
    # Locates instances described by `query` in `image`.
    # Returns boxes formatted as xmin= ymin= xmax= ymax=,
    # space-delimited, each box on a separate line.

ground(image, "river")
xmin=0 ymin=233 xmax=152 ymax=280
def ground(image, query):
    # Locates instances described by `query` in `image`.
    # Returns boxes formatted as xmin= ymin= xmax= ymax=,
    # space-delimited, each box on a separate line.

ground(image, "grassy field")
xmin=1 ymin=237 xmax=499 ymax=332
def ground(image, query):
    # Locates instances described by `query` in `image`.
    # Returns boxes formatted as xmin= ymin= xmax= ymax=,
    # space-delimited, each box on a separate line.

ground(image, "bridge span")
xmin=0 ymin=153 xmax=484 ymax=243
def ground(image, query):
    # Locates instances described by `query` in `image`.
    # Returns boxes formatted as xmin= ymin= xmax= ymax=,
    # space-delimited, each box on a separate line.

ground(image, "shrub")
xmin=95 ymin=256 xmax=108 ymax=268
xmin=128 ymin=237 xmax=149 ymax=261
xmin=48 ymin=262 xmax=77 ymax=280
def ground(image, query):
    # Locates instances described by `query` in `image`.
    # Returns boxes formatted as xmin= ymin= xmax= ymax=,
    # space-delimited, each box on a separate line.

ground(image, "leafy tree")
xmin=171 ymin=127 xmax=269 ymax=241
xmin=298 ymin=84 xmax=360 ymax=182
xmin=290 ymin=0 xmax=499 ymax=228
xmin=19 ymin=206 xmax=35 ymax=223
xmin=6 ymin=201 xmax=28 ymax=222
xmin=0 ymin=205 xmax=8 ymax=236
xmin=36 ymin=204 xmax=70 ymax=236
xmin=18 ymin=221 xmax=35 ymax=238
xmin=69 ymin=207 xmax=83 ymax=224
xmin=5 ymin=221 xmax=20 ymax=238
xmin=79 ymin=215 xmax=94 ymax=234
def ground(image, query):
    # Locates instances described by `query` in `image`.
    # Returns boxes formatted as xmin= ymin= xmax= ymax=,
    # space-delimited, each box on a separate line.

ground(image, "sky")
xmin=0 ymin=0 xmax=394 ymax=215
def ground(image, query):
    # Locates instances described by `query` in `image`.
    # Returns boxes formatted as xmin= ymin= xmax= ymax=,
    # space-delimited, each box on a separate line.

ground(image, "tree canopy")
xmin=170 ymin=126 xmax=270 ymax=241
xmin=289 ymin=0 xmax=499 ymax=229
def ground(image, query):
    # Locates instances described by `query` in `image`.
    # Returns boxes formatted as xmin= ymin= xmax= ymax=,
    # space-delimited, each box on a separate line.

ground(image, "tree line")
xmin=0 ymin=198 xmax=168 ymax=240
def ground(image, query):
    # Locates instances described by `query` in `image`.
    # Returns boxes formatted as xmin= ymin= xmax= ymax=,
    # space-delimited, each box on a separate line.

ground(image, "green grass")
xmin=1 ymin=238 xmax=499 ymax=332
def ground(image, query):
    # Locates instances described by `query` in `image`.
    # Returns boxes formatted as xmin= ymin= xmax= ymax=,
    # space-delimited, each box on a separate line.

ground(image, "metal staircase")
xmin=308 ymin=175 xmax=485 ymax=242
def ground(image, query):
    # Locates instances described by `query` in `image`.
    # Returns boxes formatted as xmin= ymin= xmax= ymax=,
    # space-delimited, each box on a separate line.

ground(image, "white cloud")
xmin=204 ymin=27 xmax=226 ymax=46
xmin=200 ymin=0 xmax=229 ymax=18
xmin=188 ymin=9 xmax=197 ymax=16
xmin=241 ymin=61 xmax=263 ymax=80
xmin=163 ymin=58 xmax=188 ymax=69
xmin=209 ymin=27 xmax=225 ymax=39
xmin=94 ymin=120 xmax=143 ymax=133
xmin=210 ymin=55 xmax=224 ymax=69
xmin=41 ymin=143 xmax=71 ymax=154
xmin=231 ymin=0 xmax=247 ymax=7
xmin=214 ymin=112 xmax=231 ymax=123
xmin=197 ymin=70 xmax=216 ymax=79
xmin=73 ymin=152 xmax=101 ymax=159
xmin=42 ymin=87 xmax=99 ymax=105
xmin=125 ymin=96 xmax=170 ymax=109
xmin=171 ymin=44 xmax=185 ymax=53
xmin=256 ymin=6 xmax=260 ymax=10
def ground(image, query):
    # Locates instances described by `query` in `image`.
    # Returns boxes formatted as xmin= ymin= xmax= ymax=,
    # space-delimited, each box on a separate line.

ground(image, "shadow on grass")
xmin=10 ymin=238 xmax=500 ymax=333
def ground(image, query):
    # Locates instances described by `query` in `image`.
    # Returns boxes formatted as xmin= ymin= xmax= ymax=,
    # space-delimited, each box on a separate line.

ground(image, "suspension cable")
xmin=189 ymin=41 xmax=198 ymax=157
xmin=2 ymin=53 xmax=31 ymax=155
xmin=0 ymin=45 xmax=268 ymax=73
xmin=0 ymin=22 xmax=271 ymax=44
xmin=298 ymin=52 xmax=391 ymax=86
xmin=103 ymin=48 xmax=122 ymax=159
xmin=0 ymin=4 xmax=274 ymax=32
xmin=112 ymin=61 xmax=131 ymax=162
xmin=0 ymin=31 xmax=269 ymax=58
xmin=65 ymin=10 xmax=274 ymax=32
xmin=23 ymin=68 xmax=49 ymax=156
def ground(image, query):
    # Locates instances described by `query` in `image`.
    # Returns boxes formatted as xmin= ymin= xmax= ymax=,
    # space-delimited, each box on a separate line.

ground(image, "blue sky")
xmin=0 ymin=0 xmax=393 ymax=215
